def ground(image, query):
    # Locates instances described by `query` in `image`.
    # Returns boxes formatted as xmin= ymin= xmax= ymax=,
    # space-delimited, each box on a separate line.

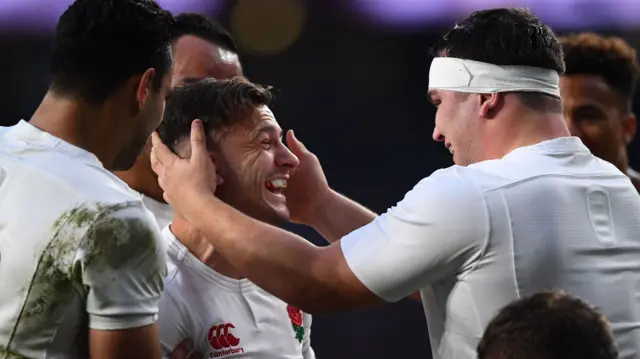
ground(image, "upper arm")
xmin=339 ymin=172 xmax=488 ymax=302
xmin=158 ymin=287 xmax=194 ymax=357
xmin=77 ymin=203 xmax=166 ymax=355
xmin=90 ymin=323 xmax=161 ymax=359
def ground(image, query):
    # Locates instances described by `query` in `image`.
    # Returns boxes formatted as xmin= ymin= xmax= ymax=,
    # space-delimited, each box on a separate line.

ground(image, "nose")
xmin=433 ymin=128 xmax=444 ymax=142
xmin=276 ymin=144 xmax=300 ymax=170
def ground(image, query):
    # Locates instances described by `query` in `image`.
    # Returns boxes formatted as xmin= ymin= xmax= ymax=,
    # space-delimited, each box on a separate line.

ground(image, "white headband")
xmin=428 ymin=57 xmax=561 ymax=98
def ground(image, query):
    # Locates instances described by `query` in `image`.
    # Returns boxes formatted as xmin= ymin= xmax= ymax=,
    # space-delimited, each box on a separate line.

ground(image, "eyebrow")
xmin=253 ymin=123 xmax=283 ymax=138
xmin=572 ymin=103 xmax=606 ymax=114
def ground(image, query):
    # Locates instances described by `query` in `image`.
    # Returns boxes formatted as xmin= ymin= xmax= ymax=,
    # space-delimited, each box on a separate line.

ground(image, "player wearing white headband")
xmin=149 ymin=8 xmax=640 ymax=359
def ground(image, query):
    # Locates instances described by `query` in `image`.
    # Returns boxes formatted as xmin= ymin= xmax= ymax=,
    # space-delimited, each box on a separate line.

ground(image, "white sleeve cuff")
xmin=88 ymin=313 xmax=158 ymax=331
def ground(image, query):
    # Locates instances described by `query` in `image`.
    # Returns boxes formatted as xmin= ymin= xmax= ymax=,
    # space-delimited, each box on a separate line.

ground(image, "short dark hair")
xmin=478 ymin=291 xmax=618 ymax=359
xmin=560 ymin=33 xmax=640 ymax=107
xmin=50 ymin=0 xmax=175 ymax=105
xmin=173 ymin=13 xmax=237 ymax=53
xmin=158 ymin=77 xmax=273 ymax=152
xmin=432 ymin=8 xmax=565 ymax=112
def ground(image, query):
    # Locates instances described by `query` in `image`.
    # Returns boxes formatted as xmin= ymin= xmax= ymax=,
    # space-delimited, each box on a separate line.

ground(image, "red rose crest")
xmin=287 ymin=304 xmax=304 ymax=343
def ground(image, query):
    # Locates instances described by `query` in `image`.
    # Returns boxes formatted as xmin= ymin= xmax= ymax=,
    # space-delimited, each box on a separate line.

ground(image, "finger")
xmin=168 ymin=339 xmax=193 ymax=359
xmin=190 ymin=119 xmax=209 ymax=164
xmin=151 ymin=132 xmax=176 ymax=166
xmin=286 ymin=130 xmax=309 ymax=156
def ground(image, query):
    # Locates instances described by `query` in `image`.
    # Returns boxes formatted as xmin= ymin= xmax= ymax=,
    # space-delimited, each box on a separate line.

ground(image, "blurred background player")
xmin=559 ymin=33 xmax=640 ymax=191
xmin=0 ymin=0 xmax=173 ymax=358
xmin=115 ymin=13 xmax=243 ymax=228
xmin=477 ymin=291 xmax=619 ymax=359
xmin=156 ymin=77 xmax=314 ymax=358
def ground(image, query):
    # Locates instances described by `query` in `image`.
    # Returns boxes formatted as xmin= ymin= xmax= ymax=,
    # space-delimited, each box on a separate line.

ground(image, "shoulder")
xmin=65 ymin=201 xmax=164 ymax=271
xmin=0 ymin=140 xmax=140 ymax=206
xmin=392 ymin=166 xmax=488 ymax=224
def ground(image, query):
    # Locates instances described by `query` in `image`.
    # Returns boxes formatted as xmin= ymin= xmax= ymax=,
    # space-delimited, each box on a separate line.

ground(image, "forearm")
xmin=310 ymin=190 xmax=377 ymax=243
xmin=188 ymin=196 xmax=347 ymax=313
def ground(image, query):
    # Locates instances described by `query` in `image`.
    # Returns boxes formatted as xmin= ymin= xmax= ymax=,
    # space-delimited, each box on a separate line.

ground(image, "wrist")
xmin=182 ymin=191 xmax=218 ymax=227
xmin=308 ymin=188 xmax=339 ymax=230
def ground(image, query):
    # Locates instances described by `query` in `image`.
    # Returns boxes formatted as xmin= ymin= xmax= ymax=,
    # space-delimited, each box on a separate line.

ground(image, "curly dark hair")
xmin=173 ymin=13 xmax=237 ymax=53
xmin=49 ymin=0 xmax=175 ymax=105
xmin=560 ymin=33 xmax=640 ymax=105
xmin=478 ymin=291 xmax=618 ymax=359
xmin=158 ymin=77 xmax=274 ymax=152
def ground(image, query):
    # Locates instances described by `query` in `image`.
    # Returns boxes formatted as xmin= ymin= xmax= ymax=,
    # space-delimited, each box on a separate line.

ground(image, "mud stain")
xmin=4 ymin=201 xmax=161 ymax=357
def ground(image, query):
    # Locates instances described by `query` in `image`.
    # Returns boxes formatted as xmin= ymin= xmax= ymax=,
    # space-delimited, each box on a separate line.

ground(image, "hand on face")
xmin=284 ymin=130 xmax=332 ymax=224
xmin=150 ymin=120 xmax=222 ymax=219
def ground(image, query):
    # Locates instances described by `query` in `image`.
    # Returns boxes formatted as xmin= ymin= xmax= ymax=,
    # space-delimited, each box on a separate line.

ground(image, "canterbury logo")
xmin=208 ymin=323 xmax=241 ymax=349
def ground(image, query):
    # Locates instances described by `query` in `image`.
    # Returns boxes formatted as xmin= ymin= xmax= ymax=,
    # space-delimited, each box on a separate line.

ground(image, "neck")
xmin=170 ymin=216 xmax=245 ymax=279
xmin=627 ymin=168 xmax=640 ymax=193
xmin=115 ymin=159 xmax=166 ymax=203
xmin=487 ymin=110 xmax=570 ymax=160
xmin=613 ymin=149 xmax=630 ymax=176
xmin=29 ymin=91 xmax=119 ymax=168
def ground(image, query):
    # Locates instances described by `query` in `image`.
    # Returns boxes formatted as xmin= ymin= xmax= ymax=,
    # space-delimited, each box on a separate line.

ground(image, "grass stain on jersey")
xmin=7 ymin=201 xmax=160 ymax=353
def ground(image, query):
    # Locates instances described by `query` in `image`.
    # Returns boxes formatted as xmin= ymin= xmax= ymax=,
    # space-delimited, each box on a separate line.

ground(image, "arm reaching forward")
xmin=150 ymin=121 xmax=487 ymax=312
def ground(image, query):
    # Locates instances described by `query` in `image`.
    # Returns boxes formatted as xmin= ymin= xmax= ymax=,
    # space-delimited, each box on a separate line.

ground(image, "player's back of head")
xmin=477 ymin=291 xmax=619 ymax=359
xmin=432 ymin=8 xmax=565 ymax=112
xmin=158 ymin=77 xmax=273 ymax=154
xmin=173 ymin=12 xmax=237 ymax=53
xmin=49 ymin=0 xmax=175 ymax=105
xmin=560 ymin=33 xmax=639 ymax=109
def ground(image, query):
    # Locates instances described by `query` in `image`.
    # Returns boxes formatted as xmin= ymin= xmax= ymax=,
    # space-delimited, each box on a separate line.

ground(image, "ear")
xmin=623 ymin=112 xmax=637 ymax=145
xmin=136 ymin=68 xmax=156 ymax=110
xmin=208 ymin=149 xmax=225 ymax=187
xmin=478 ymin=93 xmax=501 ymax=118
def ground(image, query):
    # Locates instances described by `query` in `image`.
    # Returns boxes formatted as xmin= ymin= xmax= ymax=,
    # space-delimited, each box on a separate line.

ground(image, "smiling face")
xmin=210 ymin=105 xmax=300 ymax=225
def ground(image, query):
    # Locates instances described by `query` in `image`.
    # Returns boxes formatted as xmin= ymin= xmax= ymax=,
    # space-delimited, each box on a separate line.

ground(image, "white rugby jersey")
xmin=0 ymin=120 xmax=166 ymax=358
xmin=141 ymin=194 xmax=173 ymax=229
xmin=341 ymin=137 xmax=640 ymax=359
xmin=159 ymin=226 xmax=315 ymax=359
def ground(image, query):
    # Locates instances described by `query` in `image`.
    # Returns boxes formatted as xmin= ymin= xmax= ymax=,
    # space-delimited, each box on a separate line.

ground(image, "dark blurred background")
xmin=2 ymin=0 xmax=640 ymax=357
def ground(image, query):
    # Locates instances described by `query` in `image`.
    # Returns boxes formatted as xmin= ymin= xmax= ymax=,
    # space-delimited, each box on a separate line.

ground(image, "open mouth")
xmin=265 ymin=179 xmax=288 ymax=195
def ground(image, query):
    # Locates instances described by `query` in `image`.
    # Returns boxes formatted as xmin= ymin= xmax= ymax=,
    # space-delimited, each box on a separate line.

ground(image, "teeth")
xmin=448 ymin=146 xmax=454 ymax=155
xmin=269 ymin=179 xmax=287 ymax=189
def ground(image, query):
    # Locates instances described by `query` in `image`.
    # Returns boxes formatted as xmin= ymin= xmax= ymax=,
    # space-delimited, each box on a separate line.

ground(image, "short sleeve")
xmin=340 ymin=169 xmax=489 ymax=302
xmin=74 ymin=202 xmax=167 ymax=330
xmin=302 ymin=313 xmax=315 ymax=359
xmin=158 ymin=289 xmax=194 ymax=358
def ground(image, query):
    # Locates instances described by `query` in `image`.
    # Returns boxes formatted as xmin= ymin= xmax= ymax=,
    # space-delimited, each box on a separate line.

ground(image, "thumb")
xmin=286 ymin=129 xmax=309 ymax=156
xmin=190 ymin=119 xmax=208 ymax=163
